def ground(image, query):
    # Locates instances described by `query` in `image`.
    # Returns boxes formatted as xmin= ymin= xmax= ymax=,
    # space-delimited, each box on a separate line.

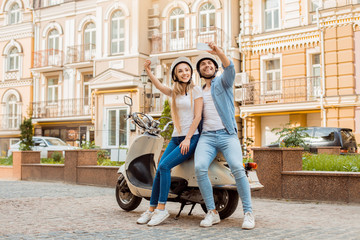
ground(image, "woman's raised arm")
xmin=144 ymin=60 xmax=172 ymax=96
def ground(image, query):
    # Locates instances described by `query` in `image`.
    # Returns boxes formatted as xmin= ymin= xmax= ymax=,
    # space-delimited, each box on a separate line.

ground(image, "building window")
xmin=7 ymin=94 xmax=19 ymax=129
xmin=107 ymin=108 xmax=128 ymax=147
xmin=310 ymin=54 xmax=321 ymax=98
xmin=7 ymin=47 xmax=19 ymax=71
xmin=48 ymin=29 xmax=60 ymax=50
xmin=170 ymin=8 xmax=184 ymax=37
xmin=83 ymin=74 xmax=92 ymax=106
xmin=199 ymin=3 xmax=215 ymax=32
xmin=111 ymin=10 xmax=125 ymax=55
xmin=8 ymin=3 xmax=21 ymax=25
xmin=84 ymin=22 xmax=96 ymax=60
xmin=48 ymin=0 xmax=61 ymax=6
xmin=264 ymin=59 xmax=281 ymax=94
xmin=264 ymin=0 xmax=280 ymax=31
xmin=47 ymin=78 xmax=59 ymax=103
xmin=48 ymin=29 xmax=60 ymax=65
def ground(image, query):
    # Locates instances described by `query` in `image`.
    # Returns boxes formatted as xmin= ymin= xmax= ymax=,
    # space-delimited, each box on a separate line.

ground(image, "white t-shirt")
xmin=202 ymin=89 xmax=225 ymax=131
xmin=172 ymin=85 xmax=203 ymax=137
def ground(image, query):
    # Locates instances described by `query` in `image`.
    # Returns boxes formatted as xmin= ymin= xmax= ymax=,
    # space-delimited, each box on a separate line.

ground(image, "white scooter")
xmin=116 ymin=96 xmax=263 ymax=219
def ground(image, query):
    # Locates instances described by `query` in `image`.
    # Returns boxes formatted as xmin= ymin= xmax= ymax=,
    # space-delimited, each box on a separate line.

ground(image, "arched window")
xmin=47 ymin=29 xmax=60 ymax=65
xmin=170 ymin=8 xmax=184 ymax=37
xmin=84 ymin=22 xmax=96 ymax=60
xmin=7 ymin=47 xmax=19 ymax=71
xmin=111 ymin=10 xmax=125 ymax=55
xmin=8 ymin=3 xmax=21 ymax=25
xmin=48 ymin=29 xmax=60 ymax=50
xmin=7 ymin=94 xmax=19 ymax=129
xmin=199 ymin=3 xmax=215 ymax=32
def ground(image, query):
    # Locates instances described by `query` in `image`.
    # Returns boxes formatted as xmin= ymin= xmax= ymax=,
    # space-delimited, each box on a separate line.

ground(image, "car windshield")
xmin=44 ymin=138 xmax=67 ymax=146
xmin=340 ymin=129 xmax=356 ymax=144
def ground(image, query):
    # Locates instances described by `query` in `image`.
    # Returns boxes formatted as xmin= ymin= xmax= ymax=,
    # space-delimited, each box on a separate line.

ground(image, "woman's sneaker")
xmin=147 ymin=209 xmax=170 ymax=226
xmin=242 ymin=212 xmax=255 ymax=229
xmin=200 ymin=211 xmax=220 ymax=227
xmin=137 ymin=210 xmax=154 ymax=224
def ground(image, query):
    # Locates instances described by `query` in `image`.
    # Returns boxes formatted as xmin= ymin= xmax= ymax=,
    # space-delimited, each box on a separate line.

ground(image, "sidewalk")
xmin=0 ymin=180 xmax=360 ymax=240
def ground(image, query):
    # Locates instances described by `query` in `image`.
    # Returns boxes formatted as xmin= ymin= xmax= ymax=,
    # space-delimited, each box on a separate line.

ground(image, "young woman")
xmin=137 ymin=57 xmax=203 ymax=226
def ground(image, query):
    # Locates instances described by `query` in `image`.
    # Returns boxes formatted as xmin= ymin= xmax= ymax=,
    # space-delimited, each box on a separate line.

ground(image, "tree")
xmin=159 ymin=100 xmax=173 ymax=146
xmin=19 ymin=118 xmax=34 ymax=151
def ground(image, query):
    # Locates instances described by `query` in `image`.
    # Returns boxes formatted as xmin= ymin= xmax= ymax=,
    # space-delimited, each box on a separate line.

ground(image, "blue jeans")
xmin=149 ymin=134 xmax=200 ymax=206
xmin=194 ymin=129 xmax=252 ymax=213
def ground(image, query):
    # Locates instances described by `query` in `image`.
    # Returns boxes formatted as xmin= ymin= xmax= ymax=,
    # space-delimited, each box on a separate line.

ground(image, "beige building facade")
xmin=238 ymin=0 xmax=360 ymax=147
xmin=0 ymin=0 xmax=33 ymax=156
xmin=29 ymin=0 xmax=241 ymax=157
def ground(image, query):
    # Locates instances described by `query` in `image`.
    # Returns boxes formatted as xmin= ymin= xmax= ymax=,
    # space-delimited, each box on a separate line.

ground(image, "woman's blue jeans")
xmin=194 ymin=129 xmax=252 ymax=213
xmin=149 ymin=134 xmax=200 ymax=206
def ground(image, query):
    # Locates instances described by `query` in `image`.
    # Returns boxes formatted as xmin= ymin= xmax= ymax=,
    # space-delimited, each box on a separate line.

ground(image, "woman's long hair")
xmin=171 ymin=66 xmax=194 ymax=134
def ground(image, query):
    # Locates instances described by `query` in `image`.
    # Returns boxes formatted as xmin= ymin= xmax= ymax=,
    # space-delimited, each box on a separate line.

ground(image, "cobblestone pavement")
xmin=1 ymin=180 xmax=360 ymax=240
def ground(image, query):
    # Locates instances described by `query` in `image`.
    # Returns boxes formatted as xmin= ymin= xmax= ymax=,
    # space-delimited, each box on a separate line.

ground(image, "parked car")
xmin=266 ymin=127 xmax=358 ymax=154
xmin=8 ymin=137 xmax=80 ymax=158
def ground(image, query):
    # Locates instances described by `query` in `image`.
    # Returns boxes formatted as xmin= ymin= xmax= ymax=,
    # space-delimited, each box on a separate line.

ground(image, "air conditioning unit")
xmin=148 ymin=18 xmax=160 ymax=28
xmin=235 ymin=72 xmax=249 ymax=87
xmin=148 ymin=28 xmax=160 ymax=39
xmin=234 ymin=88 xmax=252 ymax=102
xmin=148 ymin=8 xmax=160 ymax=17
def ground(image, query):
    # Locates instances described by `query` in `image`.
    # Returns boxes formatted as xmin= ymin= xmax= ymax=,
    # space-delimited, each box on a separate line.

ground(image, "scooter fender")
xmin=171 ymin=157 xmax=236 ymax=188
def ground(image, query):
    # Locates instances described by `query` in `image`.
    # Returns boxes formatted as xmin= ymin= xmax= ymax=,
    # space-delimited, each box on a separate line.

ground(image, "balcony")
xmin=66 ymin=44 xmax=96 ymax=64
xmin=151 ymin=27 xmax=224 ymax=54
xmin=0 ymin=114 xmax=21 ymax=130
xmin=32 ymin=98 xmax=91 ymax=119
xmin=33 ymin=49 xmax=64 ymax=69
xmin=238 ymin=76 xmax=322 ymax=106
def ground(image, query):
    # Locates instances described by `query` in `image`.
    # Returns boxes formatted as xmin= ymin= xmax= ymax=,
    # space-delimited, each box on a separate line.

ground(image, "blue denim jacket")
xmin=210 ymin=59 xmax=237 ymax=135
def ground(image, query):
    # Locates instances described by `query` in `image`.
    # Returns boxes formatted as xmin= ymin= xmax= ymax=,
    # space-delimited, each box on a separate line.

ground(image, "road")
xmin=0 ymin=180 xmax=360 ymax=240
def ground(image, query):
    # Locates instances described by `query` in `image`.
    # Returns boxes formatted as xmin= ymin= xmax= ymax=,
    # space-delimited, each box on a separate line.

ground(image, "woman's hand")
xmin=179 ymin=138 xmax=191 ymax=155
xmin=144 ymin=60 xmax=151 ymax=72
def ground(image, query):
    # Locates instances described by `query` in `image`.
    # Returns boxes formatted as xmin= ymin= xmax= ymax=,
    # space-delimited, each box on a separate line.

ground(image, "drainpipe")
xmin=316 ymin=1 xmax=327 ymax=127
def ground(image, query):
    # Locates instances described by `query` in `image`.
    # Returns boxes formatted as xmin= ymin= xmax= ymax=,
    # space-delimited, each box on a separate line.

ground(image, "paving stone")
xmin=0 ymin=180 xmax=360 ymax=240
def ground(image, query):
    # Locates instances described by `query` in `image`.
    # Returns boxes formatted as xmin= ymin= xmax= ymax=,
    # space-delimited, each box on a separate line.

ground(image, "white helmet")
xmin=195 ymin=53 xmax=219 ymax=79
xmin=170 ymin=57 xmax=193 ymax=82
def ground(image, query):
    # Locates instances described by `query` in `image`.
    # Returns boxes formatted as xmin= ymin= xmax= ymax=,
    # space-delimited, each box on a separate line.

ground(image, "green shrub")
xmin=159 ymin=100 xmax=173 ymax=148
xmin=51 ymin=152 xmax=62 ymax=162
xmin=81 ymin=141 xmax=99 ymax=149
xmin=97 ymin=150 xmax=110 ymax=160
xmin=97 ymin=158 xmax=123 ymax=166
xmin=302 ymin=153 xmax=360 ymax=172
xmin=41 ymin=158 xmax=64 ymax=164
xmin=0 ymin=155 xmax=13 ymax=165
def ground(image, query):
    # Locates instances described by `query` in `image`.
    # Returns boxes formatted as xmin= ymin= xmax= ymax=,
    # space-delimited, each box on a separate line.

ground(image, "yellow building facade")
xmin=238 ymin=0 xmax=360 ymax=147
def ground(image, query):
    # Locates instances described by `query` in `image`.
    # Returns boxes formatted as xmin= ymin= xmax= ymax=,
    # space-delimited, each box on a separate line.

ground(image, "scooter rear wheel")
xmin=116 ymin=174 xmax=142 ymax=211
xmin=201 ymin=189 xmax=239 ymax=219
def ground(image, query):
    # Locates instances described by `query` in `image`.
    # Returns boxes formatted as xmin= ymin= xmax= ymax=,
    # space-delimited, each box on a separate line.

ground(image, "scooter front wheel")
xmin=201 ymin=189 xmax=239 ymax=219
xmin=116 ymin=174 xmax=142 ymax=211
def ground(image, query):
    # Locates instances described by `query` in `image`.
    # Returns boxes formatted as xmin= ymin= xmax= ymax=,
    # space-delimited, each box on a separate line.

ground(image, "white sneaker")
xmin=200 ymin=211 xmax=221 ymax=227
xmin=147 ymin=209 xmax=170 ymax=226
xmin=242 ymin=212 xmax=255 ymax=229
xmin=137 ymin=210 xmax=154 ymax=224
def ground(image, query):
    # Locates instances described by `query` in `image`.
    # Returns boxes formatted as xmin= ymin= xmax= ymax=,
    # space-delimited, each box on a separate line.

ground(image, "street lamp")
xmin=140 ymin=70 xmax=148 ymax=113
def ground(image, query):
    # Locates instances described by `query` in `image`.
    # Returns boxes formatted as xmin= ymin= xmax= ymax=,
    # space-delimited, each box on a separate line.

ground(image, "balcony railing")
xmin=239 ymin=76 xmax=322 ymax=106
xmin=0 ymin=114 xmax=21 ymax=130
xmin=32 ymin=98 xmax=91 ymax=119
xmin=66 ymin=44 xmax=96 ymax=64
xmin=33 ymin=49 xmax=64 ymax=68
xmin=151 ymin=27 xmax=224 ymax=54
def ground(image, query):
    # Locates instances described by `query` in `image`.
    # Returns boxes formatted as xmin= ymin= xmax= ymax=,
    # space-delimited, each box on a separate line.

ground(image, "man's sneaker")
xmin=137 ymin=210 xmax=154 ymax=224
xmin=147 ymin=209 xmax=170 ymax=226
xmin=242 ymin=212 xmax=255 ymax=229
xmin=200 ymin=211 xmax=221 ymax=227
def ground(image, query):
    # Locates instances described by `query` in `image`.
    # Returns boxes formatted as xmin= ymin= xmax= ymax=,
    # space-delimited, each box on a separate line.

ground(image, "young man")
xmin=194 ymin=42 xmax=255 ymax=229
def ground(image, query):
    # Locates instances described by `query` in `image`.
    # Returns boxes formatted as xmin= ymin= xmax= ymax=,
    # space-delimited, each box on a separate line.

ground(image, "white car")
xmin=8 ymin=136 xmax=80 ymax=158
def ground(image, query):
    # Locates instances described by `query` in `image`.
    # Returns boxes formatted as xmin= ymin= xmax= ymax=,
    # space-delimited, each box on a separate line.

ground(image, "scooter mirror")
xmin=124 ymin=96 xmax=133 ymax=106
